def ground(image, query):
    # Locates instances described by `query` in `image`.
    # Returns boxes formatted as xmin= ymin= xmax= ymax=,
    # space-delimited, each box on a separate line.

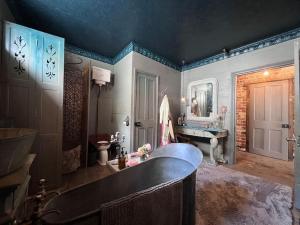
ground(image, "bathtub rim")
xmin=0 ymin=128 xmax=37 ymax=143
xmin=43 ymin=175 xmax=189 ymax=225
xmin=42 ymin=143 xmax=203 ymax=224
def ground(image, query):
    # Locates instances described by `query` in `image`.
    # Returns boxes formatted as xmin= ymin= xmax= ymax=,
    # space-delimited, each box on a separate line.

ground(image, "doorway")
xmin=133 ymin=72 xmax=158 ymax=151
xmin=235 ymin=65 xmax=295 ymax=160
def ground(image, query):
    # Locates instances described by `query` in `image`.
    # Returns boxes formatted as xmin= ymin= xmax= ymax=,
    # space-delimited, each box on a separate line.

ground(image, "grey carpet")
xmin=196 ymin=162 xmax=293 ymax=225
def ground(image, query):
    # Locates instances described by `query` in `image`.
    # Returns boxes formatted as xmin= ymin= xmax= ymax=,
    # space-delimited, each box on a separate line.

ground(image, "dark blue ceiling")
xmin=5 ymin=0 xmax=300 ymax=65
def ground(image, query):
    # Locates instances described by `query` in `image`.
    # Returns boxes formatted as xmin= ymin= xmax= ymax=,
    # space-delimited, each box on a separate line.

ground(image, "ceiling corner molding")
xmin=113 ymin=41 xmax=181 ymax=71
xmin=112 ymin=42 xmax=134 ymax=64
xmin=182 ymin=26 xmax=300 ymax=71
xmin=131 ymin=42 xmax=181 ymax=71
xmin=65 ymin=26 xmax=300 ymax=72
xmin=65 ymin=44 xmax=113 ymax=65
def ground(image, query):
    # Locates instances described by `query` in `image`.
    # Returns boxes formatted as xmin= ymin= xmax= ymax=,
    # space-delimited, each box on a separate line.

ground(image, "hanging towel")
xmin=159 ymin=95 xmax=174 ymax=146
xmin=159 ymin=95 xmax=170 ymax=125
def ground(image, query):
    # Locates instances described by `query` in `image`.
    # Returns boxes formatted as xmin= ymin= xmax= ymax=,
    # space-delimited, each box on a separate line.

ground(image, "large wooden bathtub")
xmin=42 ymin=143 xmax=203 ymax=225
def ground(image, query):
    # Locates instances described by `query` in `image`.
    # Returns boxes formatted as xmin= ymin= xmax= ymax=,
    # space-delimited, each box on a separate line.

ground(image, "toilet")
xmin=97 ymin=141 xmax=110 ymax=166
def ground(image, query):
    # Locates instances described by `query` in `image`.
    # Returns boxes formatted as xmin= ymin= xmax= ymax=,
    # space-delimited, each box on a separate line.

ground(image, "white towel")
xmin=159 ymin=95 xmax=175 ymax=145
xmin=159 ymin=95 xmax=170 ymax=125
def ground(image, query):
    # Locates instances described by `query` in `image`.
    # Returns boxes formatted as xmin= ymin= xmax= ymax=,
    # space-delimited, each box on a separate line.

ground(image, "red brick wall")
xmin=236 ymin=66 xmax=294 ymax=152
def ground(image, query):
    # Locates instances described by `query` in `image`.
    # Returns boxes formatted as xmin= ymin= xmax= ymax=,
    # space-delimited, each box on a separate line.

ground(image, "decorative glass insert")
xmin=42 ymin=37 xmax=59 ymax=84
xmin=13 ymin=35 xmax=27 ymax=75
xmin=45 ymin=44 xmax=57 ymax=79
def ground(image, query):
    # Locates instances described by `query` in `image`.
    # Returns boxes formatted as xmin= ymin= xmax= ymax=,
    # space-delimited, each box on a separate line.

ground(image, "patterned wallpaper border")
xmin=65 ymin=44 xmax=113 ymax=65
xmin=66 ymin=26 xmax=300 ymax=72
xmin=182 ymin=27 xmax=300 ymax=71
xmin=66 ymin=41 xmax=180 ymax=71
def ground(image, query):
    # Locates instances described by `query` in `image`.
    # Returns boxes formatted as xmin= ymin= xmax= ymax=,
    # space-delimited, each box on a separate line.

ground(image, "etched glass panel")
xmin=9 ymin=28 xmax=30 ymax=80
xmin=42 ymin=38 xmax=59 ymax=84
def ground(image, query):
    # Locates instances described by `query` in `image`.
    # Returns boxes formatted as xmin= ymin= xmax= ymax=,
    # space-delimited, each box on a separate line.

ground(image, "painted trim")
xmin=112 ymin=42 xmax=134 ymax=64
xmin=65 ymin=26 xmax=300 ymax=72
xmin=65 ymin=44 xmax=113 ymax=65
xmin=65 ymin=41 xmax=180 ymax=71
xmin=131 ymin=42 xmax=181 ymax=71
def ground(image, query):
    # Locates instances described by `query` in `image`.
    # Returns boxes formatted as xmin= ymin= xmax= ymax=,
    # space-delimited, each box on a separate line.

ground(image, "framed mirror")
xmin=186 ymin=78 xmax=218 ymax=121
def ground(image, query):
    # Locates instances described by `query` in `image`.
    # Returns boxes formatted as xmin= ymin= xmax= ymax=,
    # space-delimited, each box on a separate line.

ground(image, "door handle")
xmin=134 ymin=122 xmax=142 ymax=127
xmin=282 ymin=124 xmax=290 ymax=128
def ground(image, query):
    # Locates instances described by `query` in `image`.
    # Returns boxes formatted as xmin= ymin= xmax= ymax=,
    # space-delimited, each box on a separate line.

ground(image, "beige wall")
xmin=65 ymin=51 xmax=182 ymax=153
xmin=110 ymin=52 xmax=181 ymax=152
xmin=131 ymin=52 xmax=181 ymax=150
xmin=64 ymin=51 xmax=114 ymax=137
xmin=111 ymin=53 xmax=133 ymax=151
xmin=182 ymin=39 xmax=297 ymax=163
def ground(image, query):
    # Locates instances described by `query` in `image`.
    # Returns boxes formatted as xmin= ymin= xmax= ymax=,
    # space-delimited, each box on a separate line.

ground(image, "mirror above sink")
xmin=186 ymin=78 xmax=218 ymax=121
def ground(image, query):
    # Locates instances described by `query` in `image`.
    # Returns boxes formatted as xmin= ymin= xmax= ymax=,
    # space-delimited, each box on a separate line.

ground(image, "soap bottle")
xmin=118 ymin=148 xmax=126 ymax=170
xmin=178 ymin=116 xmax=182 ymax=126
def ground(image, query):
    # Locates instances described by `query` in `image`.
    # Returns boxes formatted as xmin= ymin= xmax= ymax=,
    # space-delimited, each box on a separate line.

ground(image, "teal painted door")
xmin=294 ymin=39 xmax=300 ymax=209
xmin=2 ymin=21 xmax=64 ymax=190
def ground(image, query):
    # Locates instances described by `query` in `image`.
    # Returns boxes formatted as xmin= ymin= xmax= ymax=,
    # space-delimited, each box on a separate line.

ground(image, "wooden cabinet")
xmin=1 ymin=21 xmax=64 ymax=191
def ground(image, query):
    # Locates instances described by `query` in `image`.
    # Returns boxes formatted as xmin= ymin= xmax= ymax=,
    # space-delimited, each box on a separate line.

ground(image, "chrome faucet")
xmin=30 ymin=179 xmax=61 ymax=224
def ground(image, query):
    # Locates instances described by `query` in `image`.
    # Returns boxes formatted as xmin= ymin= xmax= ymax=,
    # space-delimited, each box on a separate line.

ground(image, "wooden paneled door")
xmin=134 ymin=72 xmax=158 ymax=151
xmin=249 ymin=80 xmax=289 ymax=160
xmin=34 ymin=32 xmax=64 ymax=188
xmin=2 ymin=21 xmax=36 ymax=128
xmin=2 ymin=21 xmax=64 ymax=190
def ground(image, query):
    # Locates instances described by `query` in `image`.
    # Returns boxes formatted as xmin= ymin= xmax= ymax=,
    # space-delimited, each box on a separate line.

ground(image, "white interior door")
xmin=249 ymin=80 xmax=289 ymax=160
xmin=134 ymin=72 xmax=158 ymax=151
xmin=294 ymin=39 xmax=300 ymax=209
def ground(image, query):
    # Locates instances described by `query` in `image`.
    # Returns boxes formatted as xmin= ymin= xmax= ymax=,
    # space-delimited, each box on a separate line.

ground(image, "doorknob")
xmin=134 ymin=122 xmax=142 ymax=127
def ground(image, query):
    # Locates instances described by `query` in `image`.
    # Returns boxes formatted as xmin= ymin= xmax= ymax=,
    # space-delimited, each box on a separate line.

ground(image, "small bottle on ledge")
xmin=118 ymin=147 xmax=126 ymax=170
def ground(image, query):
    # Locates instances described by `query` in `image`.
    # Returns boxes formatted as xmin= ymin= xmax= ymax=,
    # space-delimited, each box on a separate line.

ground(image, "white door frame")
xmin=131 ymin=68 xmax=159 ymax=152
xmin=230 ymin=61 xmax=293 ymax=164
xmin=294 ymin=39 xmax=300 ymax=208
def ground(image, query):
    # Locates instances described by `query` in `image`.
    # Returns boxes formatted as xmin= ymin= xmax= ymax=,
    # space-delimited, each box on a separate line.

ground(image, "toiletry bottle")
xmin=118 ymin=148 xmax=126 ymax=169
xmin=178 ymin=117 xmax=182 ymax=126
xmin=182 ymin=113 xmax=186 ymax=126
